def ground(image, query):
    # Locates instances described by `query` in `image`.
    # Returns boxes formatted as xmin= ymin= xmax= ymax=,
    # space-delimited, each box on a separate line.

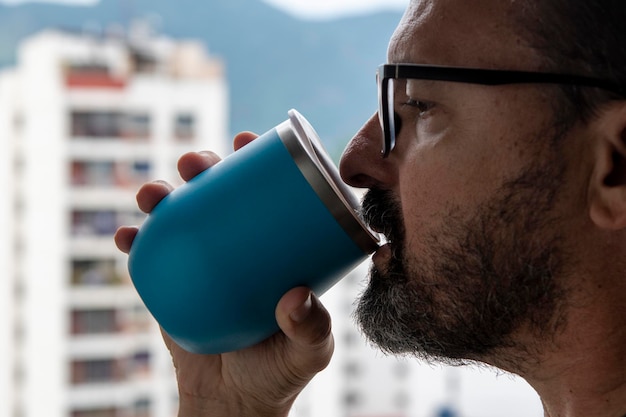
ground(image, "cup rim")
xmin=278 ymin=109 xmax=380 ymax=254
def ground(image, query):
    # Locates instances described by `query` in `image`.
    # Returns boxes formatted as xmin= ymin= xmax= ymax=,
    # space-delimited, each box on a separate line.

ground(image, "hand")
xmin=114 ymin=132 xmax=334 ymax=417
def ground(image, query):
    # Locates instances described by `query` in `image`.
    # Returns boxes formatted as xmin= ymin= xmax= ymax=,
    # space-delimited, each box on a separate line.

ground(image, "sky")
xmin=0 ymin=0 xmax=410 ymax=19
xmin=263 ymin=0 xmax=409 ymax=19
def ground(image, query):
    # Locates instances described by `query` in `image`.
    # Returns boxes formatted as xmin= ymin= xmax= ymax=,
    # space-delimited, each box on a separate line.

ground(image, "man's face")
xmin=339 ymin=0 xmax=583 ymax=367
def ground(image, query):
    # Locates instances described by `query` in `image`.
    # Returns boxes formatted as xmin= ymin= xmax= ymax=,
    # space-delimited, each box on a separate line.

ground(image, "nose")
xmin=339 ymin=113 xmax=397 ymax=189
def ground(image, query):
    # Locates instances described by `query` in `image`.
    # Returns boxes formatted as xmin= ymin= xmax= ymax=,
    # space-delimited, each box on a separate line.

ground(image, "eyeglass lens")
xmin=378 ymin=77 xmax=397 ymax=157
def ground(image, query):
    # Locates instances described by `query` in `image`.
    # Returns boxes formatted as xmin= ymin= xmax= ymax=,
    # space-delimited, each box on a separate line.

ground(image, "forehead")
xmin=389 ymin=0 xmax=542 ymax=70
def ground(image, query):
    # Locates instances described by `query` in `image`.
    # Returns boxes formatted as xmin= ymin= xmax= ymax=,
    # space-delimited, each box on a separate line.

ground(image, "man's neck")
xmin=523 ymin=297 xmax=626 ymax=417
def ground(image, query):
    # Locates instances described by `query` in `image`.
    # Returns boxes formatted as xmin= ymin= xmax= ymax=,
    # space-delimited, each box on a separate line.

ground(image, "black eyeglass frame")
xmin=377 ymin=63 xmax=625 ymax=157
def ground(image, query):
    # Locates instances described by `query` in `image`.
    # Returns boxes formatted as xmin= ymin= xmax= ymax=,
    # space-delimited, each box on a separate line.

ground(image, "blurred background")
xmin=0 ymin=1 xmax=544 ymax=416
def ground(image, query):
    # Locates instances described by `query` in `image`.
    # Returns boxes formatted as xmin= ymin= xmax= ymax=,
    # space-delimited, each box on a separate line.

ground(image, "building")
xmin=0 ymin=27 xmax=228 ymax=417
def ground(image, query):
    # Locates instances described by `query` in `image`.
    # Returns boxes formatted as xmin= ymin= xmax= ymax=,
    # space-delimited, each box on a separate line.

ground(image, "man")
xmin=115 ymin=0 xmax=626 ymax=416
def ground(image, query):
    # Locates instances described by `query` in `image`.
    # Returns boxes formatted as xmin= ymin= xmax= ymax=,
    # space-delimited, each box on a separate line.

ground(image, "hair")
xmin=515 ymin=0 xmax=626 ymax=123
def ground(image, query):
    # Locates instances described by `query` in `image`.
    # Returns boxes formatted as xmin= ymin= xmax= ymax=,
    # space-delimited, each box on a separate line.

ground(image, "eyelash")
xmin=403 ymin=98 xmax=434 ymax=114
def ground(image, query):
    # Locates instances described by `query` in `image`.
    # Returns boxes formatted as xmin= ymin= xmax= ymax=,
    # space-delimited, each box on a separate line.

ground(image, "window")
xmin=174 ymin=112 xmax=196 ymax=141
xmin=70 ymin=160 xmax=152 ymax=187
xmin=71 ymin=359 xmax=119 ymax=384
xmin=71 ymin=309 xmax=118 ymax=335
xmin=343 ymin=390 xmax=362 ymax=407
xmin=70 ymin=111 xmax=151 ymax=139
xmin=344 ymin=361 xmax=362 ymax=378
xmin=121 ymin=113 xmax=151 ymax=138
xmin=71 ymin=210 xmax=117 ymax=236
xmin=71 ymin=210 xmax=144 ymax=237
xmin=133 ymin=398 xmax=151 ymax=417
xmin=130 ymin=351 xmax=151 ymax=377
xmin=71 ymin=407 xmax=118 ymax=417
xmin=71 ymin=111 xmax=122 ymax=138
xmin=122 ymin=304 xmax=152 ymax=332
xmin=71 ymin=259 xmax=120 ymax=286
xmin=71 ymin=160 xmax=113 ymax=186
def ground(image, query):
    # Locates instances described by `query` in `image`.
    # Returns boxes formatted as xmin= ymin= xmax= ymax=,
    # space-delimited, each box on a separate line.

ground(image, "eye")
xmin=404 ymin=98 xmax=434 ymax=115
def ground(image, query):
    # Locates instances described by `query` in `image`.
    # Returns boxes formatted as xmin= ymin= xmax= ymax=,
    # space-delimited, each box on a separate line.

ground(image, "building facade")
xmin=0 ymin=27 xmax=228 ymax=417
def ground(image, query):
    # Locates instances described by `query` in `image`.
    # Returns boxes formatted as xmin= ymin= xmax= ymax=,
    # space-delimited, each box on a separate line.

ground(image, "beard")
xmin=354 ymin=154 xmax=571 ymax=368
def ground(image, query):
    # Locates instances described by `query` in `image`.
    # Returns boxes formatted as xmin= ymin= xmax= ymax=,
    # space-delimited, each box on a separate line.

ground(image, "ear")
xmin=589 ymin=102 xmax=626 ymax=230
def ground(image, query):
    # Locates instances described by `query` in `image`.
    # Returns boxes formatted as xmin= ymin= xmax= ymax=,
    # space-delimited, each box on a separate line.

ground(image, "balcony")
xmin=70 ymin=111 xmax=151 ymax=141
xmin=66 ymin=72 xmax=126 ymax=90
xmin=70 ymin=258 xmax=126 ymax=287
xmin=69 ymin=350 xmax=153 ymax=386
xmin=71 ymin=209 xmax=145 ymax=238
xmin=70 ymin=160 xmax=152 ymax=189
xmin=70 ymin=305 xmax=154 ymax=338
xmin=65 ymin=63 xmax=126 ymax=91
xmin=68 ymin=386 xmax=153 ymax=417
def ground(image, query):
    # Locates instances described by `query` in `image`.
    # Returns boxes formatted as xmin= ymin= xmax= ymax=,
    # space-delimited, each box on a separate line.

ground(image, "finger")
xmin=233 ymin=132 xmax=258 ymax=151
xmin=177 ymin=151 xmax=221 ymax=182
xmin=114 ymin=226 xmax=138 ymax=254
xmin=275 ymin=287 xmax=334 ymax=378
xmin=136 ymin=180 xmax=174 ymax=213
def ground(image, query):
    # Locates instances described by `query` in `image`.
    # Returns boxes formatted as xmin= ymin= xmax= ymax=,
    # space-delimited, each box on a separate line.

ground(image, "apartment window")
xmin=71 ymin=210 xmax=145 ymax=237
xmin=174 ymin=112 xmax=196 ymax=141
xmin=71 ymin=160 xmax=152 ymax=187
xmin=133 ymin=398 xmax=151 ymax=417
xmin=71 ymin=407 xmax=117 ymax=417
xmin=71 ymin=161 xmax=115 ymax=186
xmin=71 ymin=210 xmax=117 ymax=236
xmin=71 ymin=259 xmax=120 ymax=286
xmin=343 ymin=390 xmax=362 ymax=407
xmin=70 ymin=110 xmax=151 ymax=139
xmin=71 ymin=111 xmax=122 ymax=138
xmin=342 ymin=330 xmax=359 ymax=347
xmin=132 ymin=161 xmax=151 ymax=180
xmin=124 ymin=304 xmax=153 ymax=332
xmin=130 ymin=351 xmax=151 ymax=377
xmin=71 ymin=358 xmax=119 ymax=384
xmin=122 ymin=113 xmax=151 ymax=139
xmin=344 ymin=361 xmax=362 ymax=379
xmin=71 ymin=309 xmax=118 ymax=335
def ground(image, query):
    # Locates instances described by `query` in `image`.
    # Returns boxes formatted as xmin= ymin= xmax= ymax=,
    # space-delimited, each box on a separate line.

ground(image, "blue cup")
xmin=127 ymin=110 xmax=379 ymax=354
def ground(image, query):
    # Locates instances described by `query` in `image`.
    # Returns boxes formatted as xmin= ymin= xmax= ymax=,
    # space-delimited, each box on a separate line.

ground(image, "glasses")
xmin=377 ymin=64 xmax=625 ymax=157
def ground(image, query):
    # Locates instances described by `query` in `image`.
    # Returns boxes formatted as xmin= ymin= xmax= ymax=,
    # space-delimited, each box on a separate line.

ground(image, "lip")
xmin=372 ymin=242 xmax=392 ymax=272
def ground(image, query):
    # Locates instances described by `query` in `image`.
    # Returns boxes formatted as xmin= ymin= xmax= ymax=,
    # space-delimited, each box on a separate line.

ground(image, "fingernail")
xmin=289 ymin=292 xmax=312 ymax=323
xmin=197 ymin=150 xmax=216 ymax=159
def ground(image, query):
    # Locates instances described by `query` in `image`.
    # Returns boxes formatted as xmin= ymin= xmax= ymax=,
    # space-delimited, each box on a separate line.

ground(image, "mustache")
xmin=360 ymin=188 xmax=405 ymax=245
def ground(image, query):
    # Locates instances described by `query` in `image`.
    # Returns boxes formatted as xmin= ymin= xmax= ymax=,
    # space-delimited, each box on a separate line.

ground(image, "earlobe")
xmin=589 ymin=103 xmax=626 ymax=230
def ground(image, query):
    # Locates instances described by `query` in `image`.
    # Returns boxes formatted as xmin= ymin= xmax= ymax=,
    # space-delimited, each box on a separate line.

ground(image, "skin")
xmin=115 ymin=0 xmax=626 ymax=416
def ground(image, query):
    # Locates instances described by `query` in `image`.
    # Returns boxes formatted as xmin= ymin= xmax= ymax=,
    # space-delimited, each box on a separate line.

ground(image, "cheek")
xmin=393 ymin=90 xmax=557 ymax=255
xmin=395 ymin=137 xmax=526 ymax=254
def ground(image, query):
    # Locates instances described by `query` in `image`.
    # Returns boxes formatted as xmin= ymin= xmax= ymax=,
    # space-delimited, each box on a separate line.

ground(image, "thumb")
xmin=275 ymin=287 xmax=334 ymax=378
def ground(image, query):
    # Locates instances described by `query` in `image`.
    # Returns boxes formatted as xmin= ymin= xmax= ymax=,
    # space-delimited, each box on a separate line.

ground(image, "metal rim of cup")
xmin=278 ymin=109 xmax=380 ymax=254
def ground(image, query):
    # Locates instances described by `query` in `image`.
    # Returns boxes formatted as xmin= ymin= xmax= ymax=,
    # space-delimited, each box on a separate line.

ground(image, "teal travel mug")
xmin=127 ymin=110 xmax=379 ymax=354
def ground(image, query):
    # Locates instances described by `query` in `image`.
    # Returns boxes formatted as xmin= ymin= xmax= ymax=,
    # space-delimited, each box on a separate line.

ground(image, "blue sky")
xmin=0 ymin=0 xmax=410 ymax=19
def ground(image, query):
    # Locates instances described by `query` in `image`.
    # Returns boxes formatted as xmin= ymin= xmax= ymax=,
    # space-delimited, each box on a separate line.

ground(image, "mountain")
xmin=0 ymin=0 xmax=402 ymax=154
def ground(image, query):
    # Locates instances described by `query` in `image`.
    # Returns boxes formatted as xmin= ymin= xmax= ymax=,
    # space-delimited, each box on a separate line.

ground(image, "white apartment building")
xmin=0 ymin=27 xmax=228 ymax=417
